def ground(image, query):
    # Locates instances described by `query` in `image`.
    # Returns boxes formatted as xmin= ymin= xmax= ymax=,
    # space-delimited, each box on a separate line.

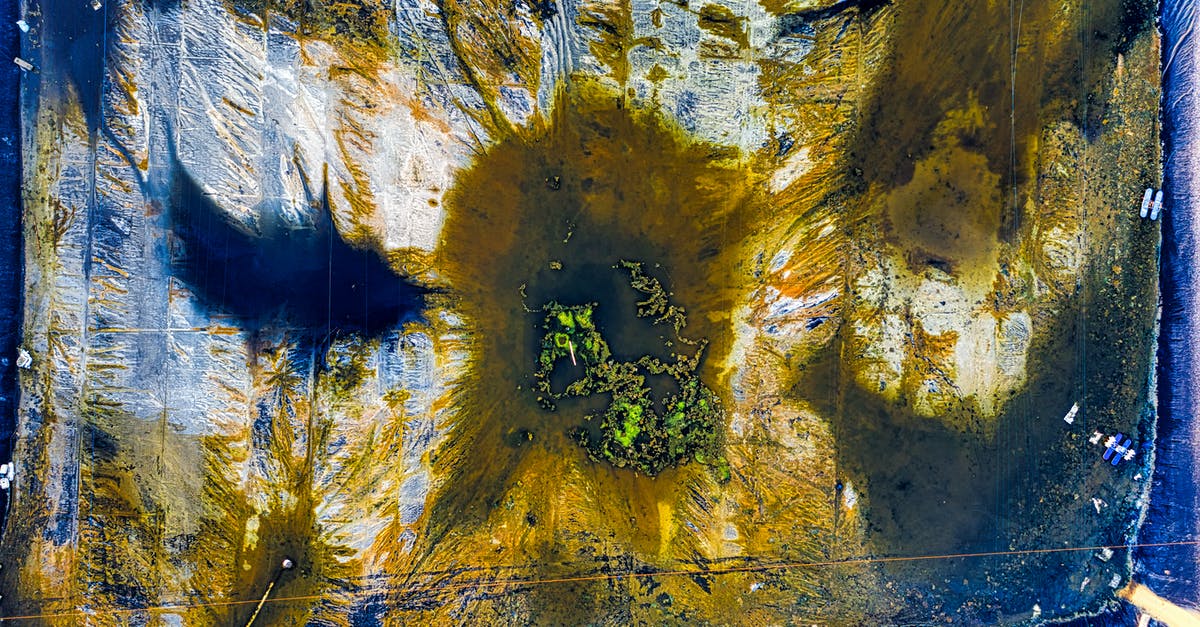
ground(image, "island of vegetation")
xmin=532 ymin=261 xmax=728 ymax=479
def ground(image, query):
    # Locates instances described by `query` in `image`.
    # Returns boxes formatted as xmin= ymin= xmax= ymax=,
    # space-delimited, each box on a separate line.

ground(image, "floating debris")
xmin=1092 ymin=497 xmax=1106 ymax=513
xmin=842 ymin=482 xmax=858 ymax=509
xmin=1139 ymin=188 xmax=1164 ymax=220
xmin=1063 ymin=402 xmax=1079 ymax=424
xmin=1 ymin=463 xmax=15 ymax=489
xmin=1103 ymin=433 xmax=1135 ymax=465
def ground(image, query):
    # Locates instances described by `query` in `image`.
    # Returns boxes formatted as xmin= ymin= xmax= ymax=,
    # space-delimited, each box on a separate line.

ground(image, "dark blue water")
xmin=0 ymin=0 xmax=25 ymax=528
xmin=1131 ymin=0 xmax=1200 ymax=604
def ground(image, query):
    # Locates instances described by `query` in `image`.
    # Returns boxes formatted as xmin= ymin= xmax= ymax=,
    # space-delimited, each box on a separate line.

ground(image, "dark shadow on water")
xmin=40 ymin=0 xmax=108 ymax=135
xmin=845 ymin=0 xmax=1137 ymax=242
xmin=40 ymin=0 xmax=187 ymax=133
xmin=798 ymin=340 xmax=997 ymax=560
xmin=165 ymin=165 xmax=429 ymax=339
xmin=794 ymin=283 xmax=1153 ymax=622
xmin=823 ymin=0 xmax=1159 ymax=620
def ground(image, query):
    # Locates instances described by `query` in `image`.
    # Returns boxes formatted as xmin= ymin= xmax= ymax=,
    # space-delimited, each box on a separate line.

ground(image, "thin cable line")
xmin=1 ymin=539 xmax=1196 ymax=622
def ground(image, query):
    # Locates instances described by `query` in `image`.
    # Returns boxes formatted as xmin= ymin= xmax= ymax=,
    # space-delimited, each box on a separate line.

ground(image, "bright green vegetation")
xmin=533 ymin=262 xmax=726 ymax=477
xmin=533 ymin=302 xmax=610 ymax=405
xmin=609 ymin=400 xmax=645 ymax=447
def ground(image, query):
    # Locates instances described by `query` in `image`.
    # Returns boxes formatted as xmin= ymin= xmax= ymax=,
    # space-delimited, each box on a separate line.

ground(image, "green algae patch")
xmin=534 ymin=302 xmax=609 ymax=400
xmin=533 ymin=264 xmax=726 ymax=476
